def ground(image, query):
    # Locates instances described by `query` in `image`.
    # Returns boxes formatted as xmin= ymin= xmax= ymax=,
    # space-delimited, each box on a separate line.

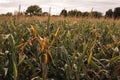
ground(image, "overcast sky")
xmin=0 ymin=0 xmax=120 ymax=15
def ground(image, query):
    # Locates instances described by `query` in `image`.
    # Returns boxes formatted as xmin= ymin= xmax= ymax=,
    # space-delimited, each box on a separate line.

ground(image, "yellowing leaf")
xmin=31 ymin=25 xmax=36 ymax=37
xmin=41 ymin=37 xmax=47 ymax=52
xmin=51 ymin=39 xmax=55 ymax=46
xmin=20 ymin=42 xmax=28 ymax=52
xmin=88 ymin=41 xmax=96 ymax=65
xmin=45 ymin=53 xmax=50 ymax=64
xmin=55 ymin=27 xmax=60 ymax=37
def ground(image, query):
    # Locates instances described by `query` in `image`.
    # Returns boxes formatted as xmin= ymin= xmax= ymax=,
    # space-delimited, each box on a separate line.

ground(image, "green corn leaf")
xmin=8 ymin=34 xmax=15 ymax=51
xmin=18 ymin=54 xmax=26 ymax=66
xmin=109 ymin=56 xmax=120 ymax=63
xmin=90 ymin=60 xmax=100 ymax=70
xmin=13 ymin=61 xmax=17 ymax=80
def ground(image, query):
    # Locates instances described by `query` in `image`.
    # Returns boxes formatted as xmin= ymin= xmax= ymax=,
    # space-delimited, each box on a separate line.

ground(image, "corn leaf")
xmin=88 ymin=41 xmax=96 ymax=65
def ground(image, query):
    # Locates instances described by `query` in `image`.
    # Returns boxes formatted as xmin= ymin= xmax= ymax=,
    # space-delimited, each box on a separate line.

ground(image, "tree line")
xmin=60 ymin=7 xmax=120 ymax=19
xmin=60 ymin=9 xmax=102 ymax=18
xmin=105 ymin=7 xmax=120 ymax=19
xmin=1 ymin=5 xmax=120 ymax=19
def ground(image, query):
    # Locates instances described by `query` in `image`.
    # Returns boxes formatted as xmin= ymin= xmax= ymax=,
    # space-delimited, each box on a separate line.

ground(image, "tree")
xmin=68 ymin=10 xmax=74 ymax=17
xmin=82 ymin=12 xmax=89 ymax=17
xmin=60 ymin=9 xmax=67 ymax=17
xmin=105 ymin=9 xmax=113 ymax=18
xmin=68 ymin=9 xmax=81 ymax=17
xmin=76 ymin=11 xmax=82 ymax=17
xmin=113 ymin=7 xmax=120 ymax=19
xmin=91 ymin=11 xmax=102 ymax=18
xmin=6 ymin=12 xmax=12 ymax=16
xmin=26 ymin=5 xmax=42 ymax=16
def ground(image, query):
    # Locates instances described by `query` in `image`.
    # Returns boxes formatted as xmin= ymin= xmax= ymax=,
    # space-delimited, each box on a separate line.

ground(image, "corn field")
xmin=0 ymin=17 xmax=120 ymax=80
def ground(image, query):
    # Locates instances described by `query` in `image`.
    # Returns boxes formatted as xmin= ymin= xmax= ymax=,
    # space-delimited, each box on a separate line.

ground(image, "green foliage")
xmin=82 ymin=12 xmax=89 ymax=17
xmin=0 ymin=18 xmax=120 ymax=80
xmin=114 ymin=7 xmax=120 ymax=19
xmin=68 ymin=9 xmax=82 ymax=17
xmin=60 ymin=9 xmax=67 ymax=17
xmin=105 ymin=9 xmax=113 ymax=18
xmin=91 ymin=11 xmax=102 ymax=18
xmin=26 ymin=5 xmax=42 ymax=16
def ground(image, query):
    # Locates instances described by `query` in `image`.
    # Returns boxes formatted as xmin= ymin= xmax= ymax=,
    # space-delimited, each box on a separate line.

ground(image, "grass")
xmin=0 ymin=16 xmax=120 ymax=80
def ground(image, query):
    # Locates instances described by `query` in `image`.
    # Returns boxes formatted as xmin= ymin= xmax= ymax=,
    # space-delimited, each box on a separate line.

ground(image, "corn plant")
xmin=0 ymin=18 xmax=120 ymax=80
